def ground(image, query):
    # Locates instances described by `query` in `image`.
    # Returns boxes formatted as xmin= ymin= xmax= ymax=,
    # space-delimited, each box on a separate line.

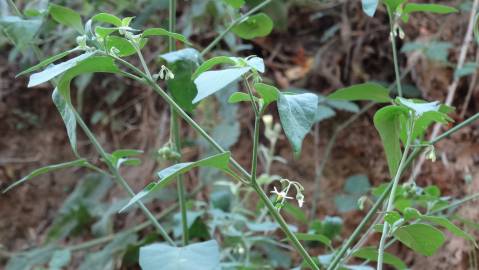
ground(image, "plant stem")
xmin=251 ymin=116 xmax=261 ymax=182
xmin=168 ymin=0 xmax=188 ymax=246
xmin=200 ymin=0 xmax=272 ymax=56
xmin=72 ymin=109 xmax=175 ymax=246
xmin=377 ymin=121 xmax=415 ymax=270
xmin=111 ymin=55 xmax=320 ymax=270
xmin=388 ymin=9 xmax=402 ymax=97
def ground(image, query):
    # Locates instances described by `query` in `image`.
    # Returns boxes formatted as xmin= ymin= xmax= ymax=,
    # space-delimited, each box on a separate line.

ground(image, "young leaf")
xmin=28 ymin=52 xmax=95 ymax=87
xmin=192 ymin=56 xmax=237 ymax=79
xmin=142 ymin=28 xmax=190 ymax=45
xmin=384 ymin=211 xmax=402 ymax=225
xmin=420 ymin=215 xmax=477 ymax=245
xmin=120 ymin=152 xmax=231 ymax=212
xmin=328 ymin=83 xmax=391 ymax=103
xmin=352 ymin=247 xmax=406 ymax=270
xmin=193 ymin=67 xmax=251 ymax=103
xmin=246 ymin=56 xmax=265 ymax=73
xmin=140 ymin=240 xmax=220 ymax=270
xmin=160 ymin=48 xmax=201 ymax=112
xmin=91 ymin=13 xmax=122 ymax=26
xmin=17 ymin=49 xmax=78 ymax=77
xmin=52 ymin=89 xmax=79 ymax=156
xmin=383 ymin=0 xmax=406 ymax=12
xmin=232 ymin=13 xmax=274 ymax=40
xmin=315 ymin=105 xmax=336 ymax=123
xmin=393 ymin=223 xmax=445 ymax=256
xmin=223 ymin=0 xmax=245 ymax=8
xmin=361 ymin=0 xmax=379 ymax=17
xmin=228 ymin=92 xmax=257 ymax=103
xmin=277 ymin=93 xmax=318 ymax=154
xmin=295 ymin=233 xmax=332 ymax=247
xmin=373 ymin=105 xmax=409 ymax=177
xmin=49 ymin=4 xmax=84 ymax=34
xmin=254 ymin=83 xmax=279 ymax=106
xmin=106 ymin=36 xmax=147 ymax=57
xmin=403 ymin=3 xmax=458 ymax=15
xmin=3 ymin=159 xmax=88 ymax=193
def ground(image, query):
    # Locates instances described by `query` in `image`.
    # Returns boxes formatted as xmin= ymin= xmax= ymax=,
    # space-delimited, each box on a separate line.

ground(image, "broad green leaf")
xmin=49 ymin=4 xmax=84 ymax=34
xmin=295 ymin=233 xmax=332 ymax=247
xmin=161 ymin=48 xmax=201 ymax=112
xmin=383 ymin=0 xmax=406 ymax=12
xmin=192 ymin=56 xmax=237 ymax=79
xmin=106 ymin=35 xmax=147 ymax=57
xmin=140 ymin=240 xmax=220 ymax=270
xmin=396 ymin=97 xmax=440 ymax=116
xmin=352 ymin=247 xmax=406 ymax=270
xmin=49 ymin=250 xmax=71 ymax=270
xmin=373 ymin=105 xmax=408 ymax=177
xmin=0 ymin=16 xmax=42 ymax=49
xmin=384 ymin=211 xmax=402 ymax=225
xmin=193 ymin=67 xmax=251 ymax=103
xmin=454 ymin=62 xmax=478 ymax=78
xmin=3 ymin=159 xmax=88 ymax=193
xmin=420 ymin=215 xmax=476 ymax=245
xmin=5 ymin=245 xmax=56 ymax=270
xmin=91 ymin=13 xmax=122 ymax=26
xmin=315 ymin=105 xmax=336 ymax=123
xmin=52 ymin=89 xmax=79 ymax=155
xmin=393 ymin=223 xmax=445 ymax=256
xmin=324 ymin=99 xmax=359 ymax=113
xmin=28 ymin=52 xmax=95 ymax=87
xmin=328 ymin=83 xmax=391 ymax=103
xmin=142 ymin=28 xmax=190 ymax=45
xmin=17 ymin=49 xmax=77 ymax=77
xmin=362 ymin=0 xmax=379 ymax=17
xmin=223 ymin=0 xmax=245 ymax=8
xmin=228 ymin=92 xmax=257 ymax=103
xmin=232 ymin=13 xmax=274 ymax=40
xmin=254 ymin=83 xmax=279 ymax=106
xmin=344 ymin=174 xmax=370 ymax=194
xmin=404 ymin=207 xmax=421 ymax=221
xmin=403 ymin=3 xmax=458 ymax=15
xmin=120 ymin=152 xmax=231 ymax=212
xmin=277 ymin=93 xmax=318 ymax=154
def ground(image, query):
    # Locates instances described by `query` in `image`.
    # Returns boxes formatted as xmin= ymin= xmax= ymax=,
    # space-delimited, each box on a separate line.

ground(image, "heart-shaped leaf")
xmin=393 ymin=224 xmax=445 ymax=256
xmin=232 ymin=13 xmax=273 ymax=40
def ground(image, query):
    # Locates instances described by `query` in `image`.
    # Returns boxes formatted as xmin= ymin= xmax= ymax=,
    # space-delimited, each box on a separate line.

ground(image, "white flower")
xmin=296 ymin=193 xmax=304 ymax=208
xmin=270 ymin=186 xmax=293 ymax=200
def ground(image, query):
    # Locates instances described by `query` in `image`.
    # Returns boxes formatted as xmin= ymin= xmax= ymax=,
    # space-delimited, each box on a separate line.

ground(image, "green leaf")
xmin=28 ymin=52 xmax=95 ymax=87
xmin=49 ymin=250 xmax=71 ymax=270
xmin=3 ymin=159 xmax=88 ymax=193
xmin=91 ymin=13 xmax=122 ymax=26
xmin=52 ymin=89 xmax=80 ymax=156
xmin=295 ymin=233 xmax=332 ymax=247
xmin=344 ymin=174 xmax=371 ymax=194
xmin=232 ymin=13 xmax=274 ymax=40
xmin=106 ymin=35 xmax=147 ymax=57
xmin=193 ymin=67 xmax=251 ymax=103
xmin=420 ymin=215 xmax=477 ymax=245
xmin=328 ymin=83 xmax=391 ymax=103
xmin=454 ymin=62 xmax=478 ymax=78
xmin=223 ymin=0 xmax=245 ymax=8
xmin=228 ymin=92 xmax=257 ymax=103
xmin=403 ymin=3 xmax=458 ymax=15
xmin=17 ymin=49 xmax=77 ymax=77
xmin=161 ymin=48 xmax=201 ymax=112
xmin=0 ymin=16 xmax=42 ymax=49
xmin=140 ymin=240 xmax=220 ymax=270
xmin=49 ymin=4 xmax=84 ymax=34
xmin=254 ymin=83 xmax=279 ymax=106
xmin=315 ymin=105 xmax=336 ymax=123
xmin=192 ymin=56 xmax=237 ymax=79
xmin=324 ymin=99 xmax=359 ymax=113
xmin=352 ymin=247 xmax=406 ymax=270
xmin=362 ymin=0 xmax=379 ymax=17
xmin=107 ymin=149 xmax=143 ymax=169
xmin=383 ymin=0 xmax=406 ymax=12
xmin=384 ymin=211 xmax=402 ymax=225
xmin=393 ymin=223 xmax=445 ymax=256
xmin=120 ymin=152 xmax=231 ymax=212
xmin=373 ymin=105 xmax=409 ymax=177
xmin=278 ymin=93 xmax=318 ymax=154
xmin=142 ymin=28 xmax=190 ymax=45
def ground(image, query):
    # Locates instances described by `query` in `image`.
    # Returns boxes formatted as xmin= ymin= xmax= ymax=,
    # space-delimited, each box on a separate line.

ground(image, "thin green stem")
xmin=200 ymin=0 xmax=272 ymax=56
xmin=377 ymin=120 xmax=415 ymax=270
xmin=168 ymin=0 xmax=188 ymax=246
xmin=7 ymin=0 xmax=22 ymax=17
xmin=388 ymin=9 xmax=403 ymax=97
xmin=72 ymin=109 xmax=175 ymax=246
xmin=111 ymin=56 xmax=320 ymax=269
xmin=251 ymin=116 xmax=261 ymax=182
